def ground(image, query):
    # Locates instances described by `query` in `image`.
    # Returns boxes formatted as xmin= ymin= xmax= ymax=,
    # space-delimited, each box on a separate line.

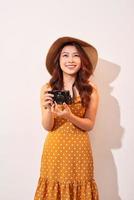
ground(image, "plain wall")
xmin=0 ymin=0 xmax=134 ymax=199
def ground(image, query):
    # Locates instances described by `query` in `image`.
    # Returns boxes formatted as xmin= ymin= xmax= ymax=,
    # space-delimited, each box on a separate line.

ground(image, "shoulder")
xmin=88 ymin=81 xmax=99 ymax=99
xmin=88 ymin=81 xmax=98 ymax=92
xmin=84 ymin=81 xmax=99 ymax=119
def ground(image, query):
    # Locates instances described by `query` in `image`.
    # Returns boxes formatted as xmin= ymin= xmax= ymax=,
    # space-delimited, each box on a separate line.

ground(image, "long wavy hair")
xmin=49 ymin=42 xmax=94 ymax=107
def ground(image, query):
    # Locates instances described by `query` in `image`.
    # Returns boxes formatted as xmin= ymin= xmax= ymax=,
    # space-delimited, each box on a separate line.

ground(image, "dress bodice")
xmin=52 ymin=96 xmax=86 ymax=131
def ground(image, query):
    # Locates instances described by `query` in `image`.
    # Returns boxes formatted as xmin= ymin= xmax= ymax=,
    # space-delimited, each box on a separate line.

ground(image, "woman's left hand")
xmin=52 ymin=102 xmax=72 ymax=120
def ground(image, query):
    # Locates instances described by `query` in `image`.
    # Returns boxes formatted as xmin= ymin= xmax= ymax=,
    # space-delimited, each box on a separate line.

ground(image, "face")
xmin=59 ymin=45 xmax=81 ymax=76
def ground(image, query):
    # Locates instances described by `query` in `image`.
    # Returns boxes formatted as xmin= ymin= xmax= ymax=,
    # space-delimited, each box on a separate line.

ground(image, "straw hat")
xmin=46 ymin=36 xmax=98 ymax=75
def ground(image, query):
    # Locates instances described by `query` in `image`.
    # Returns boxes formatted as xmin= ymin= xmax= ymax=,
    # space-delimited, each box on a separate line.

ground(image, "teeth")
xmin=66 ymin=65 xmax=75 ymax=67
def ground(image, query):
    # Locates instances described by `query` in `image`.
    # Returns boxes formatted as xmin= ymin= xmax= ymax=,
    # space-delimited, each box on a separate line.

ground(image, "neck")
xmin=62 ymin=73 xmax=76 ymax=90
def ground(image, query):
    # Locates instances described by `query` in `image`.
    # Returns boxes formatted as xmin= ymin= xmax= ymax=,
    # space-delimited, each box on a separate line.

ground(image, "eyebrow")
xmin=61 ymin=51 xmax=79 ymax=54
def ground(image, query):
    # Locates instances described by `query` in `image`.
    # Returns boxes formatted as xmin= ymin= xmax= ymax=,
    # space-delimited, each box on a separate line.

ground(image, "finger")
xmin=54 ymin=101 xmax=57 ymax=106
xmin=55 ymin=101 xmax=58 ymax=106
xmin=63 ymin=102 xmax=68 ymax=108
xmin=51 ymin=103 xmax=54 ymax=109
xmin=44 ymin=91 xmax=53 ymax=96
xmin=54 ymin=102 xmax=60 ymax=111
xmin=44 ymin=99 xmax=53 ymax=104
xmin=43 ymin=101 xmax=53 ymax=107
xmin=51 ymin=104 xmax=55 ymax=112
xmin=44 ymin=98 xmax=53 ymax=103
xmin=44 ymin=94 xmax=54 ymax=99
xmin=51 ymin=103 xmax=56 ymax=110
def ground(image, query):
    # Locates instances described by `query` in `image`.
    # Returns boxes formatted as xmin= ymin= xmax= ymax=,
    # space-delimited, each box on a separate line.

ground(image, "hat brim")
xmin=46 ymin=36 xmax=98 ymax=75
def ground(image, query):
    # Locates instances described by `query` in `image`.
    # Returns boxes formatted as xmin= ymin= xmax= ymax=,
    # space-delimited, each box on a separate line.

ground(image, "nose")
xmin=68 ymin=55 xmax=73 ymax=63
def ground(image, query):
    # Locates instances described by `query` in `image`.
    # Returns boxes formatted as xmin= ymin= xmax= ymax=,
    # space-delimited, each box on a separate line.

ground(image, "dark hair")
xmin=49 ymin=42 xmax=94 ymax=107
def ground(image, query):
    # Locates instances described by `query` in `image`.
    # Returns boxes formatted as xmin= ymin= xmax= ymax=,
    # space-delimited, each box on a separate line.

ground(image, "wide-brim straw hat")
xmin=46 ymin=36 xmax=98 ymax=75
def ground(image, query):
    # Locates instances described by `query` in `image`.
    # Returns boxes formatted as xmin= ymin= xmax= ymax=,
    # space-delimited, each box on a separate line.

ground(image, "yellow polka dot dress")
xmin=34 ymin=96 xmax=99 ymax=200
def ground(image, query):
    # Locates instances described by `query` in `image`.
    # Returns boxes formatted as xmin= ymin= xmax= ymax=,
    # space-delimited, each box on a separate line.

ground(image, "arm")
xmin=40 ymin=83 xmax=55 ymax=131
xmin=68 ymin=84 xmax=99 ymax=131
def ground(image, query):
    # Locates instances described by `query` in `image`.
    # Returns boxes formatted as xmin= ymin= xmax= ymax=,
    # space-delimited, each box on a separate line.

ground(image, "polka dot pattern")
xmin=34 ymin=96 xmax=99 ymax=200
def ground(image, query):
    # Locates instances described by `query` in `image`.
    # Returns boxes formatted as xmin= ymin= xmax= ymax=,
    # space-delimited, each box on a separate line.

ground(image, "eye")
xmin=62 ymin=54 xmax=68 ymax=57
xmin=74 ymin=54 xmax=80 ymax=57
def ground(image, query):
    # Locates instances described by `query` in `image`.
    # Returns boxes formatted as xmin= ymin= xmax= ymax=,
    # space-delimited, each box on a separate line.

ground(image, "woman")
xmin=34 ymin=36 xmax=99 ymax=199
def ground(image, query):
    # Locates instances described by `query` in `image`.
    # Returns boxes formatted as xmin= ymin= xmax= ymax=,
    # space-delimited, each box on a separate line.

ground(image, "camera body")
xmin=48 ymin=90 xmax=73 ymax=104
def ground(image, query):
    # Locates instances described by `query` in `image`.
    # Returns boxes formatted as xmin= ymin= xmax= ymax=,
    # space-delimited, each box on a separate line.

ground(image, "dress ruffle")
xmin=34 ymin=177 xmax=99 ymax=200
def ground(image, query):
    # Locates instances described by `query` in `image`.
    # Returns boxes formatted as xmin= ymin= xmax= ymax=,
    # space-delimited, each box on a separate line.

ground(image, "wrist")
xmin=67 ymin=112 xmax=74 ymax=121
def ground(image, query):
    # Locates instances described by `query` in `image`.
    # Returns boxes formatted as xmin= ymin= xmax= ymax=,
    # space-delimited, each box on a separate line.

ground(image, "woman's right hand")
xmin=43 ymin=90 xmax=54 ymax=110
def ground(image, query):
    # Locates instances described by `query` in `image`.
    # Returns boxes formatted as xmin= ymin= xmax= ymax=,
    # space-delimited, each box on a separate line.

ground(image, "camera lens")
xmin=56 ymin=94 xmax=65 ymax=104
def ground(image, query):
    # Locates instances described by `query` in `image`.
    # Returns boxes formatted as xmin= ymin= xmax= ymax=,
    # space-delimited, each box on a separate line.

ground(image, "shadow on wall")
xmin=90 ymin=58 xmax=124 ymax=200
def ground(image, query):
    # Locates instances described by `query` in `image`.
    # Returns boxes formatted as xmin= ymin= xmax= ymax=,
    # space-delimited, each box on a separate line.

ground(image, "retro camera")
xmin=48 ymin=90 xmax=73 ymax=104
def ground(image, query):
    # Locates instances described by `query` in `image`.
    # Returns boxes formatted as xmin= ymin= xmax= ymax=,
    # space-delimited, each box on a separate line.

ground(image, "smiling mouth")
xmin=66 ymin=65 xmax=76 ymax=68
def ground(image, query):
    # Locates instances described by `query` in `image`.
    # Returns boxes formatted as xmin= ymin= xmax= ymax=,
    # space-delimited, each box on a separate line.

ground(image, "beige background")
xmin=0 ymin=0 xmax=134 ymax=199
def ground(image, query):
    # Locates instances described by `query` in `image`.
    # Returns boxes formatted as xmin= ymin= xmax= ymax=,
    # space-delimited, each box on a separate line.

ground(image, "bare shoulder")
xmin=89 ymin=81 xmax=99 ymax=96
xmin=89 ymin=80 xmax=97 ymax=89
xmin=84 ymin=81 xmax=99 ymax=121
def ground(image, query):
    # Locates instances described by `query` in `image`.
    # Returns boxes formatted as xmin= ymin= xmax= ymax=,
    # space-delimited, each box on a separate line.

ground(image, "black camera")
xmin=48 ymin=90 xmax=73 ymax=104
